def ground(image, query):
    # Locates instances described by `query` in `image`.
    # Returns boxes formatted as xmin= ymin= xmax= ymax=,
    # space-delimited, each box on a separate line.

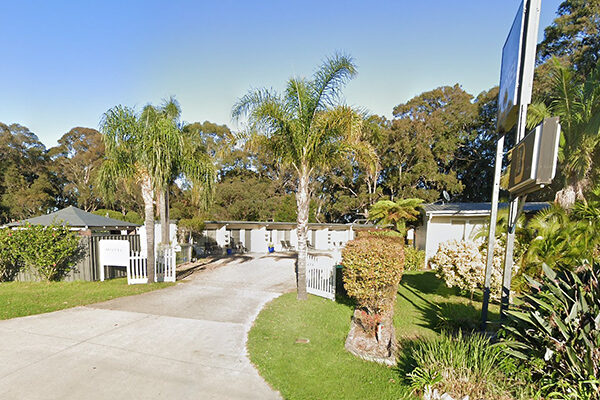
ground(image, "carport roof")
xmin=423 ymin=202 xmax=549 ymax=216
xmin=6 ymin=206 xmax=140 ymax=229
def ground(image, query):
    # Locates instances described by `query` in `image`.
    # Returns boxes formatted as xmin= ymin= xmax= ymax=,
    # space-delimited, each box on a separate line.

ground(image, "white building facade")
xmin=415 ymin=202 xmax=548 ymax=267
xmin=198 ymin=221 xmax=361 ymax=254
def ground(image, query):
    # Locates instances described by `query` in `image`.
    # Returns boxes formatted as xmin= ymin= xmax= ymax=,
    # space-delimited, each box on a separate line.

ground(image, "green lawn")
xmin=247 ymin=271 xmax=500 ymax=400
xmin=0 ymin=278 xmax=174 ymax=320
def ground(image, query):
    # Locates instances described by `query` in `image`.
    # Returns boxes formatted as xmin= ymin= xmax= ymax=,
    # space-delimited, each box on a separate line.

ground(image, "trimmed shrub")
xmin=13 ymin=223 xmax=83 ymax=281
xmin=502 ymin=262 xmax=600 ymax=399
xmin=342 ymin=235 xmax=405 ymax=316
xmin=404 ymin=247 xmax=426 ymax=271
xmin=357 ymin=228 xmax=403 ymax=239
xmin=342 ymin=234 xmax=404 ymax=364
xmin=0 ymin=229 xmax=22 ymax=281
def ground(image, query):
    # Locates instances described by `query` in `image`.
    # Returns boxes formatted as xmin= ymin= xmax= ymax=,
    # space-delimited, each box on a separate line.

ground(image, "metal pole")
xmin=481 ymin=133 xmax=505 ymax=330
xmin=500 ymin=103 xmax=529 ymax=319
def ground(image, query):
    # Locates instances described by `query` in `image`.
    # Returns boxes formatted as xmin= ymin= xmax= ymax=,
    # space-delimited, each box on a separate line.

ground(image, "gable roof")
xmin=6 ymin=206 xmax=140 ymax=229
xmin=423 ymin=202 xmax=549 ymax=216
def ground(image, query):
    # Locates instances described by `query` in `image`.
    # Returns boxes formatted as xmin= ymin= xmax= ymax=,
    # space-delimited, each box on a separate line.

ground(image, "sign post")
xmin=481 ymin=0 xmax=541 ymax=329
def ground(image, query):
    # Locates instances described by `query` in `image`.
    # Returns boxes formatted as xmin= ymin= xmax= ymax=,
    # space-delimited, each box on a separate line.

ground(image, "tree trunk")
xmin=159 ymin=189 xmax=170 ymax=246
xmin=555 ymin=178 xmax=588 ymax=209
xmin=345 ymin=306 xmax=397 ymax=366
xmin=295 ymin=168 xmax=310 ymax=300
xmin=141 ymin=174 xmax=155 ymax=283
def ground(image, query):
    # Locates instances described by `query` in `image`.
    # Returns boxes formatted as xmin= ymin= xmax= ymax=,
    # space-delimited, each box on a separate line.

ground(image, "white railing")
xmin=128 ymin=251 xmax=149 ymax=284
xmin=155 ymin=247 xmax=176 ymax=282
xmin=126 ymin=247 xmax=176 ymax=285
xmin=306 ymin=254 xmax=336 ymax=301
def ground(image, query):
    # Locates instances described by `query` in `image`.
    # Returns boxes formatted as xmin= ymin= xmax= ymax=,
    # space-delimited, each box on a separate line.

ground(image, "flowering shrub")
xmin=11 ymin=223 xmax=83 ymax=281
xmin=342 ymin=235 xmax=404 ymax=317
xmin=430 ymin=239 xmax=506 ymax=300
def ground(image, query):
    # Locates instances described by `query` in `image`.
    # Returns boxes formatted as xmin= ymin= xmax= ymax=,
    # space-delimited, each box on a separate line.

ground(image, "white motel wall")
xmin=415 ymin=202 xmax=549 ymax=267
xmin=198 ymin=221 xmax=363 ymax=254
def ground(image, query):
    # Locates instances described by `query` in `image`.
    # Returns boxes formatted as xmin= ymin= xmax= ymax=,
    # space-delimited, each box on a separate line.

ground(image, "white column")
xmin=240 ymin=229 xmax=245 ymax=249
xmin=290 ymin=228 xmax=298 ymax=250
xmin=315 ymin=228 xmax=329 ymax=250
xmin=251 ymin=227 xmax=268 ymax=253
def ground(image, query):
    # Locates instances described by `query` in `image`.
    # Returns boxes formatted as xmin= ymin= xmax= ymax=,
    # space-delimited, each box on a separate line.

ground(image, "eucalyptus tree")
xmin=98 ymin=99 xmax=214 ymax=282
xmin=233 ymin=53 xmax=369 ymax=300
xmin=528 ymin=59 xmax=600 ymax=208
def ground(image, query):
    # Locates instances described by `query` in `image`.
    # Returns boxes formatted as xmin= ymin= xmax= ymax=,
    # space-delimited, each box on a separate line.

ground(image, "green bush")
xmin=13 ymin=223 xmax=83 ymax=281
xmin=357 ymin=228 xmax=402 ymax=238
xmin=502 ymin=262 xmax=600 ymax=399
xmin=407 ymin=331 xmax=526 ymax=399
xmin=341 ymin=235 xmax=404 ymax=316
xmin=0 ymin=229 xmax=22 ymax=281
xmin=404 ymin=247 xmax=425 ymax=271
xmin=93 ymin=209 xmax=143 ymax=224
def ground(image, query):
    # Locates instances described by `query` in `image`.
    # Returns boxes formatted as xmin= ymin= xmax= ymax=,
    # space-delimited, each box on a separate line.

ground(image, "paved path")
xmin=0 ymin=253 xmax=296 ymax=399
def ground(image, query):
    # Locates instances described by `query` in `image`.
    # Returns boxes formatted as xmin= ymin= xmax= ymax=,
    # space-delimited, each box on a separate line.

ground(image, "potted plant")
xmin=268 ymin=242 xmax=275 ymax=253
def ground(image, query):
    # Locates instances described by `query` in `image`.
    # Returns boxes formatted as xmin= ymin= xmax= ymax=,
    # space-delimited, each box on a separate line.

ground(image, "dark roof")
xmin=423 ymin=202 xmax=549 ymax=215
xmin=7 ymin=206 xmax=140 ymax=229
xmin=203 ymin=220 xmax=374 ymax=229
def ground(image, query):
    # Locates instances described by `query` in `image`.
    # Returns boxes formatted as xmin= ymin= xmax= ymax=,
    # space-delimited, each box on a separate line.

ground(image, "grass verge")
xmin=248 ymin=271 xmax=501 ymax=400
xmin=0 ymin=278 xmax=174 ymax=320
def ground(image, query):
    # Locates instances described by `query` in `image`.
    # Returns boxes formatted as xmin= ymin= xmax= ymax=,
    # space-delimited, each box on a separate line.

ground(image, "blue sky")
xmin=0 ymin=0 xmax=562 ymax=147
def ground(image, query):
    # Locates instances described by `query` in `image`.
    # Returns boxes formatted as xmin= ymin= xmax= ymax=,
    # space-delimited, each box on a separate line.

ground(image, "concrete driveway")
xmin=0 ymin=253 xmax=296 ymax=399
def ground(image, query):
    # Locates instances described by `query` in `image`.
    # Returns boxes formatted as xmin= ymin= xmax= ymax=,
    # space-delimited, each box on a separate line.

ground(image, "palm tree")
xmin=367 ymin=198 xmax=423 ymax=236
xmin=139 ymin=99 xmax=214 ymax=247
xmin=232 ymin=53 xmax=368 ymax=300
xmin=98 ymin=99 xmax=214 ymax=282
xmin=528 ymin=58 xmax=600 ymax=209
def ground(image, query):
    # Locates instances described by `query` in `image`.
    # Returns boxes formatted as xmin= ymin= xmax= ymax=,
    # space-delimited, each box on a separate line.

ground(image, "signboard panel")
xmin=99 ymin=239 xmax=130 ymax=267
xmin=497 ymin=0 xmax=541 ymax=133
xmin=508 ymin=117 xmax=561 ymax=195
xmin=498 ymin=1 xmax=524 ymax=132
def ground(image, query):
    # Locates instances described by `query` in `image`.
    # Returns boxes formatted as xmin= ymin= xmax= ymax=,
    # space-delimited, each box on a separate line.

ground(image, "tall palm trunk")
xmin=296 ymin=167 xmax=310 ymax=300
xmin=159 ymin=189 xmax=170 ymax=246
xmin=141 ymin=174 xmax=155 ymax=282
xmin=555 ymin=177 xmax=589 ymax=209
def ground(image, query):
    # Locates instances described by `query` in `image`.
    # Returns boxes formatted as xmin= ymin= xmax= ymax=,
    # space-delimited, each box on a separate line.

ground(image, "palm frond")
xmin=527 ymin=102 xmax=551 ymax=130
xmin=311 ymin=53 xmax=357 ymax=112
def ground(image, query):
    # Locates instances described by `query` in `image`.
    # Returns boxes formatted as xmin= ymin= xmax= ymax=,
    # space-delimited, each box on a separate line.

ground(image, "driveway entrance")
xmin=0 ymin=253 xmax=296 ymax=399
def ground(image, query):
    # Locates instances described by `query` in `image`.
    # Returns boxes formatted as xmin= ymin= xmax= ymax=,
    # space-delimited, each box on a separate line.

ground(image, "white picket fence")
xmin=155 ymin=247 xmax=176 ymax=283
xmin=127 ymin=247 xmax=176 ymax=285
xmin=306 ymin=254 xmax=336 ymax=301
xmin=128 ymin=251 xmax=149 ymax=284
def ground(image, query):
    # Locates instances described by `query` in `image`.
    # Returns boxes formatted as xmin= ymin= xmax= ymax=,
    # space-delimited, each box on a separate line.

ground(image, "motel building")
xmin=415 ymin=202 xmax=548 ymax=266
xmin=197 ymin=221 xmax=370 ymax=254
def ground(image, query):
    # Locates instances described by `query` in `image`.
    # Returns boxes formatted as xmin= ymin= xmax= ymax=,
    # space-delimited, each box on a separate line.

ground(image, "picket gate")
xmin=128 ymin=251 xmax=149 ymax=284
xmin=306 ymin=254 xmax=336 ymax=300
xmin=126 ymin=247 xmax=176 ymax=285
xmin=155 ymin=247 xmax=176 ymax=282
